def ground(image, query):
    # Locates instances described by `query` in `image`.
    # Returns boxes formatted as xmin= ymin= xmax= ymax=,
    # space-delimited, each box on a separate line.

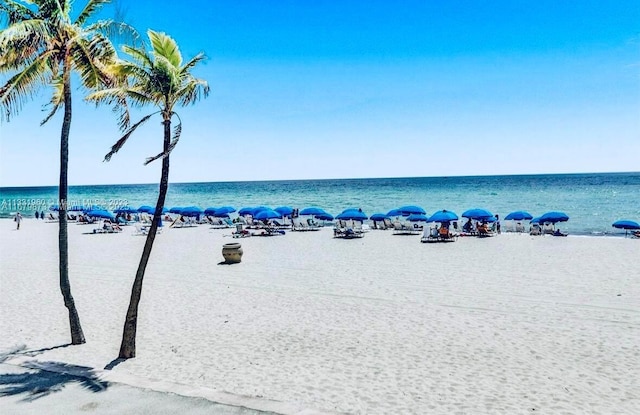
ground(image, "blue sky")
xmin=1 ymin=0 xmax=638 ymax=186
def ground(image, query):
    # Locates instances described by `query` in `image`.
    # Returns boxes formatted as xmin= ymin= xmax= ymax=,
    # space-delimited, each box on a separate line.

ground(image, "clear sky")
xmin=1 ymin=0 xmax=638 ymax=186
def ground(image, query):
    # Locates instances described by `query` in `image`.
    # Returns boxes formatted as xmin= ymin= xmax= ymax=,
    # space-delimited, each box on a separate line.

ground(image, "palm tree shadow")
xmin=20 ymin=343 xmax=72 ymax=357
xmin=103 ymin=358 xmax=126 ymax=371
xmin=0 ymin=361 xmax=109 ymax=402
xmin=0 ymin=343 xmax=72 ymax=364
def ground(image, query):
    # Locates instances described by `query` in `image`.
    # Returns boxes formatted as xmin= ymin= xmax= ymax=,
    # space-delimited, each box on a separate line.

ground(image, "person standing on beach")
xmin=14 ymin=212 xmax=22 ymax=230
xmin=495 ymin=214 xmax=501 ymax=234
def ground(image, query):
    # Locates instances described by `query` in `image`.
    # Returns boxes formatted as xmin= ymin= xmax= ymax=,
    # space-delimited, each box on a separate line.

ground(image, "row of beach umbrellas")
xmin=52 ymin=203 xmax=639 ymax=234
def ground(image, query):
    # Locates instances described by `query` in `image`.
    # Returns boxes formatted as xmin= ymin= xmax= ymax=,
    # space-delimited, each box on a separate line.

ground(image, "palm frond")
xmin=112 ymin=95 xmax=129 ymax=130
xmin=88 ymin=19 xmax=141 ymax=48
xmin=40 ymin=74 xmax=63 ymax=125
xmin=143 ymin=112 xmax=181 ymax=165
xmin=74 ymin=0 xmax=109 ymax=26
xmin=121 ymin=44 xmax=153 ymax=68
xmin=148 ymin=29 xmax=182 ymax=68
xmin=179 ymin=52 xmax=206 ymax=75
xmin=152 ymin=54 xmax=181 ymax=97
xmin=0 ymin=19 xmax=49 ymax=66
xmin=104 ymin=112 xmax=157 ymax=161
xmin=175 ymin=78 xmax=210 ymax=107
xmin=87 ymin=86 xmax=151 ymax=109
xmin=69 ymin=33 xmax=116 ymax=89
xmin=0 ymin=50 xmax=54 ymax=121
xmin=0 ymin=0 xmax=38 ymax=25
xmin=85 ymin=86 xmax=122 ymax=103
xmin=85 ymin=86 xmax=133 ymax=130
xmin=42 ymin=0 xmax=68 ymax=21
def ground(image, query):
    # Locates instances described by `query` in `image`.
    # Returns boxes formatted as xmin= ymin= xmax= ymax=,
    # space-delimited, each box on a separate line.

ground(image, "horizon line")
xmin=1 ymin=170 xmax=638 ymax=189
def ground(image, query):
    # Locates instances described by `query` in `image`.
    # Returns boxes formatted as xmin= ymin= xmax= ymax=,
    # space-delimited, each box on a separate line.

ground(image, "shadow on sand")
xmin=0 ymin=344 xmax=108 ymax=403
xmin=0 ymin=361 xmax=110 ymax=402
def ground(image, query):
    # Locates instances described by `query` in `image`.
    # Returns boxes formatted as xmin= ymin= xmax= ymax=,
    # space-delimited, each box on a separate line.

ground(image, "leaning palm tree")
xmin=0 ymin=0 xmax=135 ymax=345
xmin=87 ymin=29 xmax=209 ymax=358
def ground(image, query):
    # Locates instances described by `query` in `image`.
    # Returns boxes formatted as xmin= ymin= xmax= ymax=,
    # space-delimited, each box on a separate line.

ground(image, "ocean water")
xmin=1 ymin=172 xmax=639 ymax=236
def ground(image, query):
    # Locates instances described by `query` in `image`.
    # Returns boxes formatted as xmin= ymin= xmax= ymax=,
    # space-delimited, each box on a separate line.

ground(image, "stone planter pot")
xmin=222 ymin=242 xmax=243 ymax=264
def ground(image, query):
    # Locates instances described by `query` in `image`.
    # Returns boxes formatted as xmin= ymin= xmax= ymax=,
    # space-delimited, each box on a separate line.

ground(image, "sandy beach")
xmin=1 ymin=218 xmax=638 ymax=414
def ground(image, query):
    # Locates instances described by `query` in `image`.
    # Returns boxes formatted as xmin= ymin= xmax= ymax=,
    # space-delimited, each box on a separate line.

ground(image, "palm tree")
xmin=87 ymin=29 xmax=209 ymax=359
xmin=0 ymin=0 xmax=135 ymax=345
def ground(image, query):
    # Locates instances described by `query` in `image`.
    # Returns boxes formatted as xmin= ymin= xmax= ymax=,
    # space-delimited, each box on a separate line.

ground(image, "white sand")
xmin=1 ymin=218 xmax=639 ymax=414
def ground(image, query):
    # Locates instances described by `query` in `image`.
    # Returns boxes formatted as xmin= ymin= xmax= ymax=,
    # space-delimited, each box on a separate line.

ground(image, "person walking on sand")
xmin=14 ymin=212 xmax=23 ymax=230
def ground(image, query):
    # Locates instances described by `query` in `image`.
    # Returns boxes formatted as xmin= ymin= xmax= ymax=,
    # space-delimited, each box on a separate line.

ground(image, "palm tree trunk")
xmin=119 ymin=117 xmax=172 ymax=359
xmin=59 ymin=63 xmax=85 ymax=345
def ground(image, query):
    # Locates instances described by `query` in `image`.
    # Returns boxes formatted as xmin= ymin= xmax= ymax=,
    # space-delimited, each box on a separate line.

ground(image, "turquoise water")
xmin=1 ymin=172 xmax=639 ymax=235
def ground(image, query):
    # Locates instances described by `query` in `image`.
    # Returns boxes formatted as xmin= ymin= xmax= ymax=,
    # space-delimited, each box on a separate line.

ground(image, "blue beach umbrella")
xmin=238 ymin=207 xmax=255 ymax=216
xmin=169 ymin=207 xmax=184 ymax=214
xmin=180 ymin=206 xmax=203 ymax=217
xmin=214 ymin=206 xmax=236 ymax=217
xmin=386 ymin=209 xmax=402 ymax=217
xmin=315 ymin=212 xmax=334 ymax=221
xmin=504 ymin=211 xmax=533 ymax=221
xmin=275 ymin=206 xmax=293 ymax=216
xmin=462 ymin=208 xmax=494 ymax=220
xmin=137 ymin=205 xmax=154 ymax=213
xmin=370 ymin=213 xmax=389 ymax=221
xmin=253 ymin=209 xmax=282 ymax=220
xmin=530 ymin=217 xmax=541 ymax=224
xmin=212 ymin=208 xmax=234 ymax=218
xmin=85 ymin=209 xmax=115 ymax=221
xmin=406 ymin=213 xmax=429 ymax=222
xmin=538 ymin=211 xmax=569 ymax=224
xmin=397 ymin=205 xmax=426 ymax=216
xmin=428 ymin=210 xmax=459 ymax=223
xmin=612 ymin=220 xmax=640 ymax=230
xmin=217 ymin=206 xmax=236 ymax=214
xmin=204 ymin=207 xmax=218 ymax=216
xmin=114 ymin=206 xmax=138 ymax=214
xmin=148 ymin=207 xmax=169 ymax=215
xmin=250 ymin=206 xmax=271 ymax=216
xmin=336 ymin=210 xmax=367 ymax=221
xmin=300 ymin=207 xmax=326 ymax=216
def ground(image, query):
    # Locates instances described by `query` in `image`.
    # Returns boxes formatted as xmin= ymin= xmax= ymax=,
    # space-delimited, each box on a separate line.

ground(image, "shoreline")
xmin=1 ymin=218 xmax=639 ymax=414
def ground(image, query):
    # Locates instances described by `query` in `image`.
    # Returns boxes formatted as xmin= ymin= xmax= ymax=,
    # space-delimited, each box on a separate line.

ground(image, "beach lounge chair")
xmin=392 ymin=220 xmax=420 ymax=235
xmin=292 ymin=218 xmax=320 ymax=231
xmin=529 ymin=224 xmax=542 ymax=236
xmin=92 ymin=220 xmax=123 ymax=234
xmin=251 ymin=226 xmax=285 ymax=236
xmin=133 ymin=222 xmax=163 ymax=235
xmin=542 ymin=222 xmax=555 ymax=235
xmin=420 ymin=225 xmax=457 ymax=243
xmin=333 ymin=226 xmax=364 ymax=239
xmin=474 ymin=221 xmax=495 ymax=238
xmin=420 ymin=227 xmax=438 ymax=243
